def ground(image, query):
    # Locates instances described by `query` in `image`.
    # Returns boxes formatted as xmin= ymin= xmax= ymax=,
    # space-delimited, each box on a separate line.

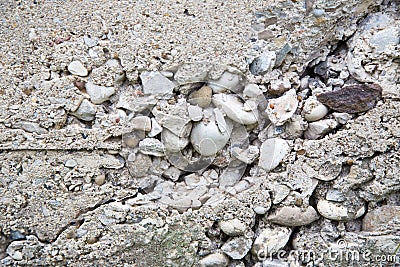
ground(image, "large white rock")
xmin=258 ymin=138 xmax=290 ymax=172
xmin=140 ymin=71 xmax=175 ymax=95
xmin=266 ymin=89 xmax=298 ymax=126
xmin=68 ymin=60 xmax=88 ymax=76
xmin=85 ymin=82 xmax=115 ymax=104
xmin=317 ymin=200 xmax=366 ymax=221
xmin=190 ymin=119 xmax=231 ymax=156
xmin=213 ymin=93 xmax=258 ymax=125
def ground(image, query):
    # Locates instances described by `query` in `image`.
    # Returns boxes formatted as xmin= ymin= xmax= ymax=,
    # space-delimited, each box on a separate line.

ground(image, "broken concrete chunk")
xmin=140 ymin=71 xmax=175 ymax=96
xmin=188 ymin=105 xmax=203 ymax=121
xmin=258 ymin=138 xmax=290 ymax=172
xmin=317 ymin=84 xmax=382 ymax=113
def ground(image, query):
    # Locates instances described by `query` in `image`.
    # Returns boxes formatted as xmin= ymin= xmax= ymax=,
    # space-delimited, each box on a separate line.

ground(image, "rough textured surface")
xmin=317 ymin=84 xmax=383 ymax=113
xmin=0 ymin=0 xmax=399 ymax=266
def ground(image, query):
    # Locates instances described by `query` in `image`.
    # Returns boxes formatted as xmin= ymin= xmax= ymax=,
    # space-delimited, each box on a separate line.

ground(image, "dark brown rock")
xmin=317 ymin=84 xmax=382 ymax=113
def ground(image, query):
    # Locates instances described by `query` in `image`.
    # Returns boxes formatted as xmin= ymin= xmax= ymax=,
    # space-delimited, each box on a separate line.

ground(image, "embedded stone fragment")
xmin=317 ymin=84 xmax=382 ymax=113
xmin=72 ymin=99 xmax=96 ymax=121
xmin=85 ymin=82 xmax=115 ymax=104
xmin=140 ymin=71 xmax=175 ymax=96
xmin=304 ymin=119 xmax=338 ymax=140
xmin=188 ymin=85 xmax=212 ymax=108
xmin=267 ymin=206 xmax=319 ymax=226
xmin=138 ymin=138 xmax=165 ymax=156
xmin=362 ymin=206 xmax=400 ymax=232
xmin=258 ymin=138 xmax=290 ymax=172
xmin=249 ymin=51 xmax=276 ymax=76
xmin=213 ymin=94 xmax=259 ymax=125
xmin=221 ymin=235 xmax=253 ymax=259
xmin=208 ymin=71 xmax=243 ymax=93
xmin=266 ymin=89 xmax=298 ymax=126
xmin=317 ymin=200 xmax=366 ymax=221
xmin=199 ymin=253 xmax=229 ymax=267
xmin=251 ymin=226 xmax=292 ymax=258
xmin=68 ymin=61 xmax=88 ymax=76
xmin=190 ymin=120 xmax=231 ymax=156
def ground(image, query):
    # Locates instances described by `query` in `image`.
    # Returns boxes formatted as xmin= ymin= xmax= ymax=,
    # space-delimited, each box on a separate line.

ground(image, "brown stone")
xmin=188 ymin=85 xmax=212 ymax=108
xmin=317 ymin=83 xmax=382 ymax=113
xmin=362 ymin=206 xmax=400 ymax=232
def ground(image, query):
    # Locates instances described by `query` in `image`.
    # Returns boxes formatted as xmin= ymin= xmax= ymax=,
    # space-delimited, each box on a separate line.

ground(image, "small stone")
xmin=317 ymin=84 xmax=382 ymax=113
xmin=199 ymin=253 xmax=229 ymax=267
xmin=188 ymin=105 xmax=203 ymax=121
xmin=252 ymin=226 xmax=292 ymax=259
xmin=94 ymin=174 xmax=106 ymax=186
xmin=258 ymin=138 xmax=290 ymax=172
xmin=208 ymin=71 xmax=243 ymax=93
xmin=249 ymin=51 xmax=276 ymax=76
xmin=130 ymin=116 xmax=151 ymax=132
xmin=219 ymin=219 xmax=247 ymax=236
xmin=266 ymin=89 xmax=298 ymax=126
xmin=362 ymin=206 xmax=400 ymax=232
xmin=267 ymin=206 xmax=319 ymax=226
xmin=243 ymin=83 xmax=263 ymax=98
xmin=221 ymin=235 xmax=253 ymax=259
xmin=317 ymin=199 xmax=366 ymax=221
xmin=72 ymin=99 xmax=96 ymax=121
xmin=138 ymin=138 xmax=165 ymax=157
xmin=188 ymin=86 xmax=212 ymax=108
xmin=85 ymin=82 xmax=115 ymax=104
xmin=65 ymin=159 xmax=77 ymax=168
xmin=302 ymin=96 xmax=329 ymax=122
xmin=68 ymin=60 xmax=88 ymax=76
xmin=304 ymin=119 xmax=338 ymax=140
xmin=148 ymin=118 xmax=163 ymax=137
xmin=213 ymin=94 xmax=259 ymax=125
xmin=271 ymin=184 xmax=291 ymax=204
xmin=140 ymin=71 xmax=175 ymax=96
